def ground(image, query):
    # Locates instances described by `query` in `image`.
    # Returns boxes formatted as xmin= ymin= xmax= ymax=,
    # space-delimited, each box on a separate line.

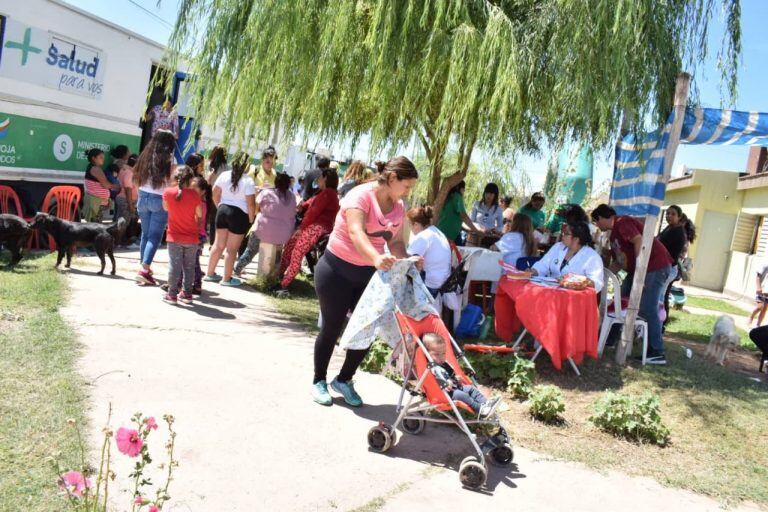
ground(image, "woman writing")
xmin=407 ymin=205 xmax=451 ymax=297
xmin=493 ymin=213 xmax=537 ymax=267
xmin=435 ymin=181 xmax=482 ymax=245
xmin=312 ymin=156 xmax=419 ymax=408
xmin=526 ymin=221 xmax=604 ymax=292
xmin=205 ymin=151 xmax=257 ymax=286
xmin=276 ymin=168 xmax=340 ymax=294
xmin=133 ymin=130 xmax=176 ymax=285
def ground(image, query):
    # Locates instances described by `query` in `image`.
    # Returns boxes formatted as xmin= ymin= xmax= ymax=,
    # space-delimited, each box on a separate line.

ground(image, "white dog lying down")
xmin=706 ymin=315 xmax=740 ymax=366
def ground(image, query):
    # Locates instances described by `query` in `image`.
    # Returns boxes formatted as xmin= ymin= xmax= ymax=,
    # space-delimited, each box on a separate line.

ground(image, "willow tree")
xmin=167 ymin=0 xmax=740 ymax=211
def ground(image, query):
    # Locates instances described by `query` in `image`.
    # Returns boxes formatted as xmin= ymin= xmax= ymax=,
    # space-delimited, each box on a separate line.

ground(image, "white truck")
xmin=0 ymin=0 xmax=198 ymax=213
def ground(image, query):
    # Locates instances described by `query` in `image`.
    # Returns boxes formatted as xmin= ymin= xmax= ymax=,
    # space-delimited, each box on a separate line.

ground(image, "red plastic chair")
xmin=0 ymin=185 xmax=24 ymax=216
xmin=41 ymin=186 xmax=82 ymax=251
xmin=0 ymin=185 xmax=38 ymax=248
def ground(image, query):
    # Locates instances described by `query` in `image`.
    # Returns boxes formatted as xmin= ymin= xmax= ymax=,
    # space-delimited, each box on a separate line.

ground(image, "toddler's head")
xmin=422 ymin=332 xmax=447 ymax=364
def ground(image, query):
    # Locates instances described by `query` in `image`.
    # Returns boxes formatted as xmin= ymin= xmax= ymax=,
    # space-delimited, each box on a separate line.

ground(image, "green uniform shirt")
xmin=518 ymin=205 xmax=546 ymax=229
xmin=437 ymin=192 xmax=466 ymax=241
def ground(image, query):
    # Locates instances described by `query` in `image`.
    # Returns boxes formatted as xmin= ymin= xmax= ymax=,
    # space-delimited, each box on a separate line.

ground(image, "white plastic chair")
xmin=598 ymin=269 xmax=649 ymax=365
xmin=461 ymin=249 xmax=503 ymax=309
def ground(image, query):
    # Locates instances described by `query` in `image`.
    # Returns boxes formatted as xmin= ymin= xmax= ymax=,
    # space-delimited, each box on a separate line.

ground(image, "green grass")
xmin=666 ymin=309 xmax=754 ymax=349
xmin=250 ymin=273 xmax=320 ymax=334
xmin=502 ymin=344 xmax=768 ymax=507
xmin=686 ymin=295 xmax=750 ymax=317
xmin=0 ymin=253 xmax=86 ymax=510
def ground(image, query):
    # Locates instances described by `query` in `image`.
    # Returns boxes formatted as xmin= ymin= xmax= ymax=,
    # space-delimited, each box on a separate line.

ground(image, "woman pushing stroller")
xmin=312 ymin=157 xmax=420 ymax=408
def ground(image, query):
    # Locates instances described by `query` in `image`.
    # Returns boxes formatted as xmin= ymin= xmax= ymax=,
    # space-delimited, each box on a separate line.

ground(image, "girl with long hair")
xmin=134 ymin=129 xmax=176 ymax=285
xmin=205 ymin=151 xmax=257 ymax=286
xmin=494 ymin=213 xmax=537 ymax=266
xmin=659 ymin=205 xmax=697 ymax=327
xmin=276 ymin=168 xmax=341 ymax=294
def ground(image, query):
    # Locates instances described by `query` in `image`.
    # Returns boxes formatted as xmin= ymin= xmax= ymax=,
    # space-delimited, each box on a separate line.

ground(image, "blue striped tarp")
xmin=610 ymin=107 xmax=768 ymax=216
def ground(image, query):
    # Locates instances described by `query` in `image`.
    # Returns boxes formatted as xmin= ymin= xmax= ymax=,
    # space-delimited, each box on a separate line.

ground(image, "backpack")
xmin=455 ymin=304 xmax=485 ymax=338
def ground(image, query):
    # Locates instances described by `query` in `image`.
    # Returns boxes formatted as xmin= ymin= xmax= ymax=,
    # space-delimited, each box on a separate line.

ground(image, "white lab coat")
xmin=532 ymin=242 xmax=604 ymax=292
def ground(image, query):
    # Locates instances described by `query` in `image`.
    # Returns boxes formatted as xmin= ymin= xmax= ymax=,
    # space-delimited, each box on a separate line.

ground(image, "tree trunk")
xmin=431 ymin=136 xmax=476 ymax=220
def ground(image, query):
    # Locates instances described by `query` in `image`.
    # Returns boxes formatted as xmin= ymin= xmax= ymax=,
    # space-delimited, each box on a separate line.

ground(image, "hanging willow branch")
xmin=165 ymin=0 xmax=741 ymax=198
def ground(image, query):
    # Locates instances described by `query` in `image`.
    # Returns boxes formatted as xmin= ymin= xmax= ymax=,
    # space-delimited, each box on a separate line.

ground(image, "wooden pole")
xmin=615 ymin=72 xmax=691 ymax=364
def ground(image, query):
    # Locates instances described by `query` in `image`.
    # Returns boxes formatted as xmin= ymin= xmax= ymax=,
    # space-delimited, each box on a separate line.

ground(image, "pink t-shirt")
xmin=326 ymin=182 xmax=405 ymax=267
xmin=117 ymin=165 xmax=134 ymax=199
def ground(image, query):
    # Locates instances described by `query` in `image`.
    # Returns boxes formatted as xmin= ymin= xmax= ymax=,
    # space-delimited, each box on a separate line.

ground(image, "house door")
xmin=693 ymin=210 xmax=737 ymax=290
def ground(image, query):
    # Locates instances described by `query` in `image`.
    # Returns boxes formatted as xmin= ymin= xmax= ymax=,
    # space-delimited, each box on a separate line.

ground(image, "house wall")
xmin=664 ymin=169 xmax=743 ymax=289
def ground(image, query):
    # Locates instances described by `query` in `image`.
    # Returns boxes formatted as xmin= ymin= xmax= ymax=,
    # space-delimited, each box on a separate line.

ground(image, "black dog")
xmin=31 ymin=213 xmax=126 ymax=275
xmin=0 ymin=214 xmax=31 ymax=266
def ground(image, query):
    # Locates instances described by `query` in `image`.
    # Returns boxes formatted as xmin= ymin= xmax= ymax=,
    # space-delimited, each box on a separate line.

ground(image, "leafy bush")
xmin=528 ymin=385 xmax=565 ymax=424
xmin=506 ymin=356 xmax=535 ymax=399
xmin=589 ymin=392 xmax=670 ymax=446
xmin=360 ymin=342 xmax=393 ymax=374
xmin=464 ymin=352 xmax=517 ymax=384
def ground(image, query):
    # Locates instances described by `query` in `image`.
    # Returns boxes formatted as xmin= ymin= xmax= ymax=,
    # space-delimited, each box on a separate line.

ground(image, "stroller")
xmin=366 ymin=309 xmax=514 ymax=489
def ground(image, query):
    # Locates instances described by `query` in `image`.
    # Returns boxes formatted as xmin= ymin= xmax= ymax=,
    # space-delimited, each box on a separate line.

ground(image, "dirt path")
xmin=60 ymin=248 xmax=758 ymax=511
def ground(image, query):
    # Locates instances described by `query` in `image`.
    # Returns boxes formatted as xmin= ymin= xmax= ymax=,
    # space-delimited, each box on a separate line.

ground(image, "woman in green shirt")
xmin=436 ymin=181 xmax=481 ymax=245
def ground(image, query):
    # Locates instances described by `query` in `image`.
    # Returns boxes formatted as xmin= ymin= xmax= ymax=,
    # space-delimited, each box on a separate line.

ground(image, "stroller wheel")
xmin=401 ymin=415 xmax=426 ymax=435
xmin=459 ymin=457 xmax=487 ymax=489
xmin=367 ymin=424 xmax=394 ymax=453
xmin=489 ymin=443 xmax=514 ymax=466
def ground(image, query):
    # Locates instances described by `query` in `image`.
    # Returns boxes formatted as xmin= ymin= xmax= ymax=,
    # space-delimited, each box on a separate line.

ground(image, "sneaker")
xmin=274 ymin=289 xmax=291 ymax=299
xmin=220 ymin=277 xmax=242 ymax=287
xmin=136 ymin=270 xmax=157 ymax=286
xmin=645 ymin=355 xmax=667 ymax=365
xmin=203 ymin=273 xmax=222 ymax=282
xmin=479 ymin=396 xmax=501 ymax=418
xmin=178 ymin=291 xmax=194 ymax=304
xmin=312 ymin=380 xmax=332 ymax=406
xmin=192 ymin=286 xmax=203 ymax=295
xmin=162 ymin=293 xmax=178 ymax=304
xmin=330 ymin=378 xmax=363 ymax=407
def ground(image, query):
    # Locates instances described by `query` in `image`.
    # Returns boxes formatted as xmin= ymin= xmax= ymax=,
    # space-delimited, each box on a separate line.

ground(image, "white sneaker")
xmin=479 ymin=396 xmax=501 ymax=418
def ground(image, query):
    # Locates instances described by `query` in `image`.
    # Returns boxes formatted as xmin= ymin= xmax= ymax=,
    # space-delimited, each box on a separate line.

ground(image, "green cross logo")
xmin=4 ymin=28 xmax=42 ymax=66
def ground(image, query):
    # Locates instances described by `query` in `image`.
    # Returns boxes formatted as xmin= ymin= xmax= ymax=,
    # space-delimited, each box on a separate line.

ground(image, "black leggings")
xmin=313 ymin=250 xmax=376 ymax=384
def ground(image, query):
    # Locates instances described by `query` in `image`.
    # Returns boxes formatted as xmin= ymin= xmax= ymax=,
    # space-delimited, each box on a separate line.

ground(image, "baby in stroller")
xmin=423 ymin=333 xmax=500 ymax=418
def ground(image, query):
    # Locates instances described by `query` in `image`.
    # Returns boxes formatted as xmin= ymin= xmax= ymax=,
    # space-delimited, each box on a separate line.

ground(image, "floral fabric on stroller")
xmin=367 ymin=310 xmax=514 ymax=489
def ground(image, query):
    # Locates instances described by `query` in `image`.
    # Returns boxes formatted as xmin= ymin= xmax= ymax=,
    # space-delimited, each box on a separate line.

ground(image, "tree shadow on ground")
xmin=341 ymin=401 xmax=526 ymax=493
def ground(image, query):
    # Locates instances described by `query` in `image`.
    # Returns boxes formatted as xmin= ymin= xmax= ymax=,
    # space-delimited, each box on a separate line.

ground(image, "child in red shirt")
xmin=162 ymin=165 xmax=202 ymax=304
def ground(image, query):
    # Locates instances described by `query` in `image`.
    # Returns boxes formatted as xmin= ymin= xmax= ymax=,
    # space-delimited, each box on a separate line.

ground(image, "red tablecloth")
xmin=494 ymin=277 xmax=599 ymax=370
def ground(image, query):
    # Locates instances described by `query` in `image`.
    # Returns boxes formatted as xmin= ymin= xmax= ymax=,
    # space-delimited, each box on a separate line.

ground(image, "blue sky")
xmin=66 ymin=0 xmax=768 ymax=188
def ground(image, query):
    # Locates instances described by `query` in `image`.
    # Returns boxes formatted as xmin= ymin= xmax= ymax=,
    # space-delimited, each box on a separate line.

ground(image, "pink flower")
xmin=145 ymin=416 xmax=158 ymax=430
xmin=116 ymin=427 xmax=144 ymax=457
xmin=149 ymin=505 xmax=160 ymax=512
xmin=58 ymin=471 xmax=92 ymax=498
xmin=134 ymin=495 xmax=144 ymax=505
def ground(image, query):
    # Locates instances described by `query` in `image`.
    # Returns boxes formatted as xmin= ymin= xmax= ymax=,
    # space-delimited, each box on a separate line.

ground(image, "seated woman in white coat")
xmin=527 ymin=221 xmax=604 ymax=292
xmin=493 ymin=213 xmax=537 ymax=266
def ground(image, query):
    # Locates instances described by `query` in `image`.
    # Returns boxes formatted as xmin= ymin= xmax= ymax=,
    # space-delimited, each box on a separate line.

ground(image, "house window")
xmin=731 ymin=212 xmax=760 ymax=254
